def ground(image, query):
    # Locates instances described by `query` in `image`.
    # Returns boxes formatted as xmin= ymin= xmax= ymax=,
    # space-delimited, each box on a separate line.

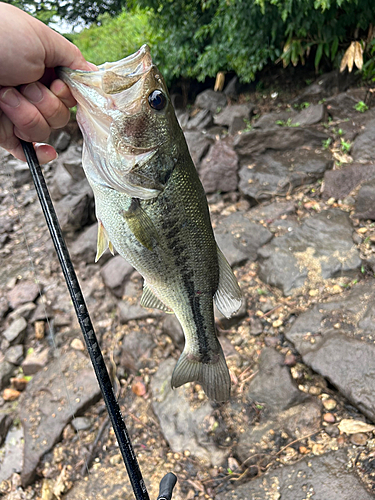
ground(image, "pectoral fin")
xmin=140 ymin=285 xmax=173 ymax=313
xmin=214 ymin=246 xmax=243 ymax=319
xmin=122 ymin=198 xmax=159 ymax=251
xmin=96 ymin=221 xmax=115 ymax=262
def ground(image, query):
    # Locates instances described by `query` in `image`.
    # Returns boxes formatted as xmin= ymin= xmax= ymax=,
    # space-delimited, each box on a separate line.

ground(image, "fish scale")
xmin=58 ymin=45 xmax=242 ymax=402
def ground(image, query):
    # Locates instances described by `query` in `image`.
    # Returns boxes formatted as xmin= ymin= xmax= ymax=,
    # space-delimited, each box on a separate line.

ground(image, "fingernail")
xmin=23 ymin=83 xmax=43 ymax=103
xmin=0 ymin=88 xmax=20 ymax=108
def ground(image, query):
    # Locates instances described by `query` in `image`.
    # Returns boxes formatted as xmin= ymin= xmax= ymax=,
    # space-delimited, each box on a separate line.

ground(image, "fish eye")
xmin=148 ymin=90 xmax=167 ymax=111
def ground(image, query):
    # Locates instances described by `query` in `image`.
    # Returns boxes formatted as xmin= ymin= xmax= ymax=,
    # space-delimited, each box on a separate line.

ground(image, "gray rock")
xmin=7 ymin=281 xmax=39 ymax=309
xmin=69 ymin=223 xmax=111 ymax=265
xmin=199 ymin=139 xmax=239 ymax=193
xmin=322 ymin=163 xmax=375 ymax=200
xmin=215 ymin=212 xmax=273 ymax=267
xmin=0 ymin=412 xmax=12 ymax=447
xmin=61 ymin=145 xmax=85 ymax=181
xmin=100 ymin=255 xmax=134 ymax=298
xmin=55 ymin=180 xmax=94 ymax=232
xmin=8 ymin=302 xmax=36 ymax=321
xmin=121 ymin=330 xmax=155 ymax=371
xmin=5 ymin=345 xmax=23 ymax=365
xmin=0 ymin=356 xmax=14 ymax=390
xmin=194 ymin=89 xmax=227 ymax=114
xmin=50 ymin=162 xmax=75 ymax=201
xmin=216 ymin=449 xmax=373 ymax=500
xmin=285 ymin=281 xmax=375 ymax=422
xmin=19 ymin=350 xmax=100 ymax=486
xmin=325 ymin=90 xmax=365 ymax=120
xmin=21 ymin=347 xmax=49 ymax=376
xmin=253 ymin=110 xmax=296 ymax=129
xmin=186 ymin=109 xmax=213 ymax=131
xmin=351 ymin=119 xmax=375 ymax=162
xmin=2 ymin=317 xmax=27 ymax=344
xmin=214 ymin=104 xmax=254 ymax=129
xmin=0 ymin=296 xmax=9 ymax=321
xmin=0 ymin=425 xmax=24 ymax=483
xmin=118 ymin=300 xmax=158 ymax=323
xmin=184 ymin=131 xmax=212 ymax=169
xmin=151 ymin=358 xmax=226 ymax=465
xmin=8 ymin=159 xmax=32 ymax=187
xmin=224 ymin=75 xmax=241 ymax=99
xmin=248 ymin=201 xmax=295 ymax=223
xmin=246 ymin=348 xmax=307 ymax=413
xmin=52 ymin=130 xmax=71 ymax=152
xmin=239 ymin=148 xmax=332 ymax=202
xmin=162 ymin=314 xmax=184 ymax=350
xmin=291 ymin=103 xmax=325 ymax=126
xmin=355 ymin=180 xmax=375 ymax=219
xmin=71 ymin=417 xmax=92 ymax=432
xmin=258 ymin=208 xmax=361 ymax=295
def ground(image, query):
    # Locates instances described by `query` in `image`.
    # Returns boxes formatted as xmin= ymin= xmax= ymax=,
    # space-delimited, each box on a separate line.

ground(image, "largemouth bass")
xmin=58 ymin=45 xmax=242 ymax=402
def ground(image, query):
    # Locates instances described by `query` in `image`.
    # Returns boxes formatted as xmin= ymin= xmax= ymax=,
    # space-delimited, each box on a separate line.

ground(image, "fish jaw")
xmin=57 ymin=45 xmax=180 ymax=199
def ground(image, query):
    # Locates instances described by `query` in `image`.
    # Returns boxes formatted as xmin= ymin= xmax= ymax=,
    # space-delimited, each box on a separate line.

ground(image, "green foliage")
xmin=72 ymin=8 xmax=154 ymax=66
xmin=354 ymin=100 xmax=369 ymax=112
xmin=340 ymin=137 xmax=351 ymax=153
xmin=3 ymin=0 xmax=57 ymax=24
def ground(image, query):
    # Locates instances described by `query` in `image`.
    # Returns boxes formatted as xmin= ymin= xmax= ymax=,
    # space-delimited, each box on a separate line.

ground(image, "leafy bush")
xmin=72 ymin=7 xmax=154 ymax=66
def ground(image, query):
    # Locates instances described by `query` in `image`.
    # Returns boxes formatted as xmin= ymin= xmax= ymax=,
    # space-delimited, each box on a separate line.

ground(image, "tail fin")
xmin=171 ymin=348 xmax=231 ymax=402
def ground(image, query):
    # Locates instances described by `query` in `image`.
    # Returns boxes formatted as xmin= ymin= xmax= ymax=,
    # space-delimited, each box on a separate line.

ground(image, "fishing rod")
xmin=20 ymin=140 xmax=177 ymax=500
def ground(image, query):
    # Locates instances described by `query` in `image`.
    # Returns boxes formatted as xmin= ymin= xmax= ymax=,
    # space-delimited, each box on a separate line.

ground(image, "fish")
xmin=57 ymin=45 xmax=242 ymax=402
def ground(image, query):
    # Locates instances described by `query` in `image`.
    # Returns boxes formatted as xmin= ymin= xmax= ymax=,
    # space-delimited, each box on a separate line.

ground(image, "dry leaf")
xmin=2 ymin=388 xmax=21 ymax=401
xmin=132 ymin=379 xmax=146 ymax=397
xmin=354 ymin=41 xmax=364 ymax=71
xmin=340 ymin=42 xmax=355 ymax=73
xmin=214 ymin=71 xmax=225 ymax=92
xmin=338 ymin=419 xmax=375 ymax=434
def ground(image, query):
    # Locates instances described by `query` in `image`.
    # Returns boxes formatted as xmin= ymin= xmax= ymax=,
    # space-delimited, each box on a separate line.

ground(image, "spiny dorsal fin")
xmin=96 ymin=221 xmax=114 ymax=262
xmin=140 ymin=285 xmax=173 ymax=313
xmin=121 ymin=198 xmax=159 ymax=251
xmin=214 ymin=245 xmax=243 ymax=319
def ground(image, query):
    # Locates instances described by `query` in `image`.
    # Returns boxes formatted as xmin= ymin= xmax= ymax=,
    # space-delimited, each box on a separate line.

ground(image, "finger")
xmin=0 ymin=87 xmax=51 ymax=143
xmin=50 ymin=79 xmax=77 ymax=109
xmin=19 ymin=81 xmax=71 ymax=130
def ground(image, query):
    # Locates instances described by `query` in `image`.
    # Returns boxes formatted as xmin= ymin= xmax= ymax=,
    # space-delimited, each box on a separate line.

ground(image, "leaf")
xmin=331 ymin=36 xmax=339 ymax=61
xmin=340 ymin=42 xmax=355 ymax=72
xmin=315 ymin=43 xmax=323 ymax=70
xmin=132 ymin=379 xmax=146 ymax=396
xmin=338 ymin=419 xmax=375 ymax=434
xmin=354 ymin=41 xmax=364 ymax=71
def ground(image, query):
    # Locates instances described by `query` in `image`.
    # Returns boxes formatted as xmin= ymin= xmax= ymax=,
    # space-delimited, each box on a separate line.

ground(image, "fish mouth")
xmin=56 ymin=45 xmax=157 ymax=150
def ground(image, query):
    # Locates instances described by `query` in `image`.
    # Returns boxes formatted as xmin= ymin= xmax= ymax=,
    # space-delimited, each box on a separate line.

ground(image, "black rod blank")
xmin=21 ymin=140 xmax=150 ymax=500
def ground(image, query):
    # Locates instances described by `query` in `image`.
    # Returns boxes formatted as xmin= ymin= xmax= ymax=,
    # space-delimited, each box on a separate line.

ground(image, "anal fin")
xmin=214 ymin=245 xmax=243 ymax=319
xmin=140 ymin=285 xmax=173 ymax=313
xmin=96 ymin=221 xmax=115 ymax=262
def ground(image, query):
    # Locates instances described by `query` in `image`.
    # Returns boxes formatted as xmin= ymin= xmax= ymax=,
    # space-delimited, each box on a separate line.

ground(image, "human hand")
xmin=0 ymin=2 xmax=93 ymax=164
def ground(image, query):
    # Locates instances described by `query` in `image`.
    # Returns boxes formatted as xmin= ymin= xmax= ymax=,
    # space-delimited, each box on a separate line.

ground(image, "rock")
xmin=8 ymin=281 xmax=39 ymax=309
xmin=183 ymin=131 xmax=212 ymax=169
xmin=239 ymin=148 xmax=331 ymax=202
xmin=70 ymin=223 xmax=111 ymax=265
xmin=253 ymin=110 xmax=296 ymax=129
xmin=49 ymin=162 xmax=75 ymax=201
xmin=325 ymin=90 xmax=366 ymax=120
xmin=118 ymin=300 xmax=159 ymax=323
xmin=285 ymin=281 xmax=375 ymax=422
xmin=214 ymin=104 xmax=254 ymax=131
xmin=0 ymin=355 xmax=15 ymax=391
xmin=0 ymin=425 xmax=24 ymax=483
xmin=21 ymin=347 xmax=49 ymax=376
xmin=186 ymin=109 xmax=213 ymax=130
xmin=52 ymin=130 xmax=71 ymax=152
xmin=246 ymin=348 xmax=307 ymax=413
xmin=0 ymin=296 xmax=9 ymax=320
xmin=194 ymin=89 xmax=227 ymax=114
xmin=100 ymin=255 xmax=134 ymax=298
xmin=0 ymin=412 xmax=12 ymax=447
xmin=216 ymin=449 xmax=373 ymax=500
xmin=120 ymin=330 xmax=155 ymax=371
xmin=248 ymin=200 xmax=295 ymax=223
xmin=351 ymin=119 xmax=375 ymax=162
xmin=151 ymin=358 xmax=226 ymax=466
xmin=199 ymin=139 xmax=239 ymax=193
xmin=354 ymin=180 xmax=375 ymax=219
xmin=224 ymin=76 xmax=241 ymax=99
xmin=258 ymin=209 xmax=362 ymax=295
xmin=291 ymin=103 xmax=325 ymax=126
xmin=2 ymin=317 xmax=27 ymax=344
xmin=8 ymin=302 xmax=36 ymax=321
xmin=214 ymin=212 xmax=273 ymax=267
xmin=5 ymin=345 xmax=23 ymax=365
xmin=19 ymin=350 xmax=101 ymax=486
xmin=162 ymin=315 xmax=184 ymax=350
xmin=8 ymin=159 xmax=32 ymax=187
xmin=71 ymin=417 xmax=92 ymax=432
xmin=322 ymin=163 xmax=375 ymax=200
xmin=60 ymin=144 xmax=85 ymax=181
xmin=55 ymin=179 xmax=94 ymax=233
